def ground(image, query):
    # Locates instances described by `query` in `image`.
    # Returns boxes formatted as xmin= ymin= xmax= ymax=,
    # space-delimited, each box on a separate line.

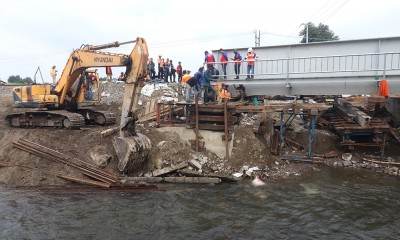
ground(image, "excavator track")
xmin=77 ymin=109 xmax=116 ymax=125
xmin=4 ymin=110 xmax=85 ymax=129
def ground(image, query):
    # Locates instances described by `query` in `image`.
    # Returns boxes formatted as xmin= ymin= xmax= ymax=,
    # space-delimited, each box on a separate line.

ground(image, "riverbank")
xmin=0 ymin=83 xmax=399 ymax=187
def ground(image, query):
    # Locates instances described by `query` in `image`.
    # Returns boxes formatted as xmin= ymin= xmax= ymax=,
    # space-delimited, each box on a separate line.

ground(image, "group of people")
xmin=147 ymin=56 xmax=183 ymax=83
xmin=48 ymin=47 xmax=254 ymax=104
xmin=183 ymin=63 xmax=247 ymax=103
xmin=205 ymin=48 xmax=258 ymax=80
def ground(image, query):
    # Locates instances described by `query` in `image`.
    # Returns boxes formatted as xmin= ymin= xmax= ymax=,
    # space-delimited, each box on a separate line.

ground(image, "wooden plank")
xmin=100 ymin=127 xmax=119 ymax=138
xmin=145 ymin=102 xmax=151 ymax=115
xmin=138 ymin=107 xmax=184 ymax=123
xmin=58 ymin=175 xmax=111 ymax=188
xmin=196 ymin=115 xmax=238 ymax=122
xmin=197 ymin=124 xmax=234 ymax=131
xmin=337 ymin=98 xmax=371 ymax=126
xmin=149 ymin=99 xmax=157 ymax=113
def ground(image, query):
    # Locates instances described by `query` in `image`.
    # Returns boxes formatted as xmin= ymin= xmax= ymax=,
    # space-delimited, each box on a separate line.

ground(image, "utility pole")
xmin=254 ymin=29 xmax=261 ymax=47
xmin=300 ymin=23 xmax=309 ymax=43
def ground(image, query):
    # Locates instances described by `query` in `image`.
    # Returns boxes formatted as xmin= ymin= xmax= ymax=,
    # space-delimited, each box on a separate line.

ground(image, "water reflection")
xmin=0 ymin=168 xmax=399 ymax=239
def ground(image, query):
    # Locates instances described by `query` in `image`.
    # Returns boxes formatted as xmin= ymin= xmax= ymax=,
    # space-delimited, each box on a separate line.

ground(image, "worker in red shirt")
xmin=204 ymin=50 xmax=215 ymax=65
xmin=220 ymin=48 xmax=228 ymax=79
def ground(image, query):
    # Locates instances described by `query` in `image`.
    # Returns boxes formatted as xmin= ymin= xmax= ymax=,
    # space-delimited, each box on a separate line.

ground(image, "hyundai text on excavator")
xmin=5 ymin=37 xmax=151 ymax=173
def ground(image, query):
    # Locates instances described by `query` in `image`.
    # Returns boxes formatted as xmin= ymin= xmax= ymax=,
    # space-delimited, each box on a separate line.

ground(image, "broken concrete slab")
xmin=163 ymin=177 xmax=221 ymax=184
xmin=179 ymin=169 xmax=240 ymax=182
xmin=152 ymin=162 xmax=188 ymax=177
xmin=124 ymin=177 xmax=163 ymax=183
xmin=188 ymin=159 xmax=202 ymax=170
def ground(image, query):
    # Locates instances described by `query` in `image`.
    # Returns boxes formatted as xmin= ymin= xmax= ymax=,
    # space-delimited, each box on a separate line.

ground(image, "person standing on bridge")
xmin=219 ymin=48 xmax=228 ymax=79
xmin=244 ymin=47 xmax=257 ymax=79
xmin=50 ymin=65 xmax=58 ymax=85
xmin=231 ymin=49 xmax=242 ymax=79
xmin=204 ymin=50 xmax=215 ymax=65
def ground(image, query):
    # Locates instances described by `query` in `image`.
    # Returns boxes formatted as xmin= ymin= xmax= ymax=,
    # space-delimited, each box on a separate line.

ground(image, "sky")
xmin=1 ymin=0 xmax=400 ymax=83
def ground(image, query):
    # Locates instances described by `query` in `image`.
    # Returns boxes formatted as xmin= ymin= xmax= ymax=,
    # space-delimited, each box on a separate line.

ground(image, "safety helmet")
xmin=248 ymin=47 xmax=253 ymax=52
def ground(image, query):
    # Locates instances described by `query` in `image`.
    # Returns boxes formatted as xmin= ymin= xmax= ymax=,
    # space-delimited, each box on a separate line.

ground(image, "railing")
xmin=212 ymin=52 xmax=400 ymax=80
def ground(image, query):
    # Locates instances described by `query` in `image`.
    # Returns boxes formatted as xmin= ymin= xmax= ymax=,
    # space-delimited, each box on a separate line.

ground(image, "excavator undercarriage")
xmin=4 ymin=109 xmax=115 ymax=129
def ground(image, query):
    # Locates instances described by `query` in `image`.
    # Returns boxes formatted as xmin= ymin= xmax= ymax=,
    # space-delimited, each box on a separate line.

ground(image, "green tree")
xmin=8 ymin=75 xmax=34 ymax=84
xmin=25 ymin=77 xmax=34 ymax=84
xmin=299 ymin=22 xmax=339 ymax=43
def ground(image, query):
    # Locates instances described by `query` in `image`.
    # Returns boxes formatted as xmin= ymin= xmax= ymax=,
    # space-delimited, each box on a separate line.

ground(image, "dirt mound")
xmin=228 ymin=127 xmax=277 ymax=171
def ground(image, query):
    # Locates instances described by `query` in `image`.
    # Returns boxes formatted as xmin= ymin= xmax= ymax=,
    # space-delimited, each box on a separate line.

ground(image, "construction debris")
xmin=1 ymin=82 xmax=400 ymax=189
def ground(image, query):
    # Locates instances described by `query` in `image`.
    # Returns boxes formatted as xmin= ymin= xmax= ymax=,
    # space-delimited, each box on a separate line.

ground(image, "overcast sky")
xmin=1 ymin=0 xmax=400 ymax=82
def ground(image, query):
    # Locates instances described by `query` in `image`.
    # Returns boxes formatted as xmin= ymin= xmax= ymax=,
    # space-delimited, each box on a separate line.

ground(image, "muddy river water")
xmin=0 ymin=168 xmax=399 ymax=239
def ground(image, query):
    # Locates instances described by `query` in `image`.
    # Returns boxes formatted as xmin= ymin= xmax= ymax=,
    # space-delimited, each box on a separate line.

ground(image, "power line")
xmin=310 ymin=0 xmax=340 ymax=23
xmin=261 ymin=31 xmax=301 ymax=39
xmin=320 ymin=0 xmax=349 ymax=23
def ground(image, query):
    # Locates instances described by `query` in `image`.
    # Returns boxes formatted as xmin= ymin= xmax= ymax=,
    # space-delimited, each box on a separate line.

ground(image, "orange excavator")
xmin=5 ymin=37 xmax=151 ymax=173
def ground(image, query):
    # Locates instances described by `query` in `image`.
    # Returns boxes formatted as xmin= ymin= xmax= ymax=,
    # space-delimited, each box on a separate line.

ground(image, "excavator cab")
xmin=79 ymin=68 xmax=101 ymax=103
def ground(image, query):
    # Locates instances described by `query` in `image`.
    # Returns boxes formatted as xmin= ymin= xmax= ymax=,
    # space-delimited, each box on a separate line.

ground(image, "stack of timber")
xmin=185 ymin=103 xmax=238 ymax=131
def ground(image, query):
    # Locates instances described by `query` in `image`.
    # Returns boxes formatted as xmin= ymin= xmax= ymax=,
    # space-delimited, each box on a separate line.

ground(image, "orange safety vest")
xmin=379 ymin=79 xmax=389 ymax=97
xmin=247 ymin=52 xmax=255 ymax=65
xmin=220 ymin=89 xmax=231 ymax=99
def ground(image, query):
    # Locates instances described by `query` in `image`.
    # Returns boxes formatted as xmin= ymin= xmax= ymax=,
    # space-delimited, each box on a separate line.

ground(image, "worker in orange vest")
xmin=220 ymin=84 xmax=231 ymax=100
xmin=244 ymin=47 xmax=257 ymax=79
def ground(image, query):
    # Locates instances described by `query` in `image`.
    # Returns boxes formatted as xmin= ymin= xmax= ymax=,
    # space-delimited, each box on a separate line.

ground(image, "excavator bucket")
xmin=114 ymin=133 xmax=151 ymax=173
xmin=113 ymin=37 xmax=151 ymax=174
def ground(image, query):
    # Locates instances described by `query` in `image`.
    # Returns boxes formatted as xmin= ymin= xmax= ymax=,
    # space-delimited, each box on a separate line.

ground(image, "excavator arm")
xmin=112 ymin=37 xmax=152 ymax=173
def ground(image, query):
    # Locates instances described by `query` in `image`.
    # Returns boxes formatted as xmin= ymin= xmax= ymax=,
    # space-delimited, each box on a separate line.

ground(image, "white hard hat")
xmin=209 ymin=50 xmax=213 ymax=54
xmin=248 ymin=47 xmax=253 ymax=52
